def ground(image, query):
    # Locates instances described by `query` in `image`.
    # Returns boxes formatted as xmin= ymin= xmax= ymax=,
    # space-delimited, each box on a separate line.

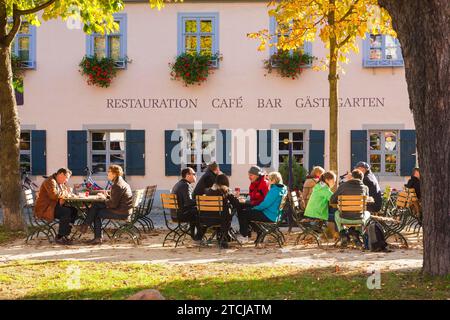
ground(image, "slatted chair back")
xmin=23 ymin=189 xmax=35 ymax=208
xmin=406 ymin=188 xmax=419 ymax=203
xmin=131 ymin=189 xmax=146 ymax=218
xmin=143 ymin=185 xmax=157 ymax=215
xmin=289 ymin=191 xmax=303 ymax=220
xmin=195 ymin=195 xmax=224 ymax=214
xmin=337 ymin=195 xmax=367 ymax=214
xmin=396 ymin=191 xmax=411 ymax=208
xmin=160 ymin=193 xmax=180 ymax=221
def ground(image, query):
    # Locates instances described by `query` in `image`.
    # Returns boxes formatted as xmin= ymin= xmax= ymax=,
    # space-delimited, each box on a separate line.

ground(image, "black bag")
xmin=365 ymin=221 xmax=388 ymax=252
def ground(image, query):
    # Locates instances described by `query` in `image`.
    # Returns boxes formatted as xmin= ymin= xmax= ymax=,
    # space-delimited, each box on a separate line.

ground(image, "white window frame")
xmin=20 ymin=130 xmax=32 ymax=174
xmin=181 ymin=128 xmax=217 ymax=175
xmin=277 ymin=130 xmax=306 ymax=168
xmin=88 ymin=130 xmax=126 ymax=176
xmin=368 ymin=130 xmax=400 ymax=176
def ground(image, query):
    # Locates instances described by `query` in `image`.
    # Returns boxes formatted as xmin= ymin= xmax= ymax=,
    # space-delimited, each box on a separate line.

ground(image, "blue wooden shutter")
xmin=31 ymin=130 xmax=46 ymax=175
xmin=400 ymin=130 xmax=416 ymax=176
xmin=351 ymin=130 xmax=368 ymax=169
xmin=67 ymin=130 xmax=87 ymax=176
xmin=217 ymin=130 xmax=232 ymax=176
xmin=165 ymin=130 xmax=182 ymax=176
xmin=126 ymin=130 xmax=145 ymax=176
xmin=257 ymin=130 xmax=272 ymax=168
xmin=308 ymin=130 xmax=325 ymax=171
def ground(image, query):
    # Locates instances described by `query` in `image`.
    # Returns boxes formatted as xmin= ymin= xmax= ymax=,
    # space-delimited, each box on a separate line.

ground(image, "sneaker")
xmin=236 ymin=235 xmax=249 ymax=244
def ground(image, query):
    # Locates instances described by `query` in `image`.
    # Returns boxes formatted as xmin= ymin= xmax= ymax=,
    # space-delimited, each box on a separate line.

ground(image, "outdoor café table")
xmin=62 ymin=195 xmax=106 ymax=224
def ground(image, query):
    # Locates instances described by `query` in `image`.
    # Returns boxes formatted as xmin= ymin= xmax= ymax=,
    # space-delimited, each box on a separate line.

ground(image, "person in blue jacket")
xmin=237 ymin=171 xmax=287 ymax=243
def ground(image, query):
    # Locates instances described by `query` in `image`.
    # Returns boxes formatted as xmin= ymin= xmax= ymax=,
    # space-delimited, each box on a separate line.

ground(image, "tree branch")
xmin=338 ymin=0 xmax=360 ymax=24
xmin=15 ymin=0 xmax=57 ymax=16
xmin=4 ymin=5 xmax=21 ymax=46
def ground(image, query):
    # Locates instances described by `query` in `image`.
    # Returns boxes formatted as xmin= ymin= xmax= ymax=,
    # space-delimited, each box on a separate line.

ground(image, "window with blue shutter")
xmin=363 ymin=33 xmax=404 ymax=68
xmin=368 ymin=130 xmax=399 ymax=175
xmin=86 ymin=13 xmax=128 ymax=69
xmin=351 ymin=130 xmax=368 ymax=169
xmin=31 ymin=130 xmax=46 ymax=176
xmin=126 ymin=130 xmax=145 ymax=176
xmin=269 ymin=16 xmax=312 ymax=67
xmin=400 ymin=130 xmax=417 ymax=176
xmin=68 ymin=130 xmax=88 ymax=176
xmin=177 ymin=12 xmax=220 ymax=67
xmin=308 ymin=130 xmax=325 ymax=171
xmin=257 ymin=130 xmax=273 ymax=168
xmin=165 ymin=130 xmax=182 ymax=176
xmin=217 ymin=130 xmax=232 ymax=176
xmin=11 ymin=22 xmax=37 ymax=69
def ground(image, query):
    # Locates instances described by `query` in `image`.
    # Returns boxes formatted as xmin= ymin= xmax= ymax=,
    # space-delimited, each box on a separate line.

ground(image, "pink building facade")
xmin=15 ymin=1 xmax=416 ymax=202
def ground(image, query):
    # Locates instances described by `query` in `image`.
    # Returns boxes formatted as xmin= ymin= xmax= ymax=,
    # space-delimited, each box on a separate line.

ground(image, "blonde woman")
xmin=236 ymin=172 xmax=287 ymax=243
xmin=302 ymin=166 xmax=325 ymax=208
xmin=75 ymin=165 xmax=132 ymax=244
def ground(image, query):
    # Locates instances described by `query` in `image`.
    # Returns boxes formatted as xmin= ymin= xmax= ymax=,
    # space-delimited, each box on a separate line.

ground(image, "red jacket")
xmin=249 ymin=175 xmax=270 ymax=206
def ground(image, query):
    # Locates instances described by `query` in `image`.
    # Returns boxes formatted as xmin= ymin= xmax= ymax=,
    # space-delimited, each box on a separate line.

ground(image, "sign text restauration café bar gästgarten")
xmin=105 ymin=96 xmax=386 ymax=110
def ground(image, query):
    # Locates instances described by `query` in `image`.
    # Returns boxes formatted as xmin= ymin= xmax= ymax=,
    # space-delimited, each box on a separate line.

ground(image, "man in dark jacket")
xmin=355 ymin=161 xmax=382 ymax=212
xmin=192 ymin=162 xmax=221 ymax=198
xmin=171 ymin=167 xmax=201 ymax=240
xmin=405 ymin=167 xmax=421 ymax=200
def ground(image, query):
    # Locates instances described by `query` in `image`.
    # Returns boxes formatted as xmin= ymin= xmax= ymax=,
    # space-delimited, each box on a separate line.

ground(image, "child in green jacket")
xmin=304 ymin=172 xmax=336 ymax=221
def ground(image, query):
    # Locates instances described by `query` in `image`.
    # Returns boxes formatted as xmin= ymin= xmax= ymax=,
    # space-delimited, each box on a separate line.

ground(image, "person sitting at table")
xmin=192 ymin=162 xmax=221 ymax=198
xmin=74 ymin=165 xmax=132 ymax=244
xmin=304 ymin=171 xmax=336 ymax=222
xmin=302 ymin=166 xmax=325 ymax=209
xmin=170 ymin=167 xmax=202 ymax=241
xmin=247 ymin=166 xmax=270 ymax=206
xmin=35 ymin=168 xmax=77 ymax=245
xmin=354 ymin=161 xmax=382 ymax=213
xmin=405 ymin=167 xmax=421 ymax=220
xmin=330 ymin=169 xmax=370 ymax=247
xmin=236 ymin=172 xmax=287 ymax=243
xmin=199 ymin=174 xmax=242 ymax=248
xmin=405 ymin=167 xmax=421 ymax=200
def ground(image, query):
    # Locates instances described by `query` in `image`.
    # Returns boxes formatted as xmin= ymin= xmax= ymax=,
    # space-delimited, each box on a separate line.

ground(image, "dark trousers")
xmin=83 ymin=203 xmax=127 ymax=239
xmin=238 ymin=208 xmax=272 ymax=237
xmin=197 ymin=212 xmax=233 ymax=242
xmin=54 ymin=203 xmax=77 ymax=237
xmin=177 ymin=207 xmax=202 ymax=240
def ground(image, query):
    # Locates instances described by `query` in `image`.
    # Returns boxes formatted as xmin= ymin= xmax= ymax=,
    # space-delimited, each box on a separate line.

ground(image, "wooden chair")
xmin=293 ymin=190 xmax=329 ymax=248
xmin=195 ymin=195 xmax=236 ymax=247
xmin=106 ymin=188 xmax=146 ymax=244
xmin=24 ymin=189 xmax=59 ymax=243
xmin=250 ymin=194 xmax=288 ymax=248
xmin=161 ymin=193 xmax=191 ymax=247
xmin=405 ymin=188 xmax=422 ymax=233
xmin=335 ymin=195 xmax=368 ymax=247
xmin=370 ymin=191 xmax=410 ymax=247
xmin=134 ymin=185 xmax=157 ymax=232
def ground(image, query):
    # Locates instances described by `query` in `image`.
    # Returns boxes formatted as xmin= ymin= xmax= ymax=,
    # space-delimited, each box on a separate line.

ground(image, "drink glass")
xmin=234 ymin=187 xmax=240 ymax=197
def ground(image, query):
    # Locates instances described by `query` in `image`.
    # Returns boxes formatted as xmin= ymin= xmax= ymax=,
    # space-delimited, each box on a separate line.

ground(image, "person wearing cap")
xmin=247 ymin=166 xmax=270 ymax=206
xmin=192 ymin=162 xmax=221 ymax=198
xmin=354 ymin=161 xmax=382 ymax=213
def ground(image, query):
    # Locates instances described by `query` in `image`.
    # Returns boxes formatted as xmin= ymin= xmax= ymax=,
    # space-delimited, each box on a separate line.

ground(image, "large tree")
xmin=0 ymin=0 xmax=169 ymax=231
xmin=377 ymin=0 xmax=449 ymax=276
xmin=250 ymin=0 xmax=394 ymax=175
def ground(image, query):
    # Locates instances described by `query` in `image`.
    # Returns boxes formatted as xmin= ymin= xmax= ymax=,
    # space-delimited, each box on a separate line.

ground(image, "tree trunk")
xmin=378 ymin=0 xmax=450 ymax=276
xmin=328 ymin=0 xmax=339 ymax=177
xmin=0 ymin=43 xmax=24 ymax=231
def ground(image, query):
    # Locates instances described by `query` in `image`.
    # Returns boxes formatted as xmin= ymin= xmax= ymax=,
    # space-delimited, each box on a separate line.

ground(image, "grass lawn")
xmin=0 ymin=260 xmax=448 ymax=300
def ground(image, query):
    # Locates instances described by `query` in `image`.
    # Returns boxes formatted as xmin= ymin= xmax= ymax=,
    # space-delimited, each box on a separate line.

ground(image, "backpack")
xmin=364 ymin=221 xmax=388 ymax=252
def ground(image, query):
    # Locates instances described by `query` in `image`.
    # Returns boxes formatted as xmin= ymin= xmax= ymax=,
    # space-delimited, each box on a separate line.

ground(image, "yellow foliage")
xmin=249 ymin=0 xmax=395 ymax=73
